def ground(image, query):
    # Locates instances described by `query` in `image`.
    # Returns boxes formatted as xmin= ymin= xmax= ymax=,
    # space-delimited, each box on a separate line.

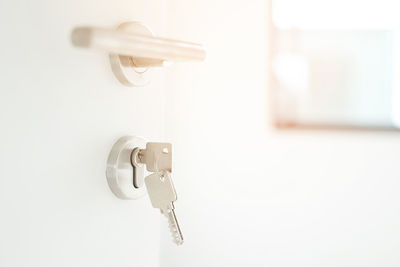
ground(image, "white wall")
xmin=162 ymin=1 xmax=400 ymax=266
xmin=0 ymin=0 xmax=167 ymax=266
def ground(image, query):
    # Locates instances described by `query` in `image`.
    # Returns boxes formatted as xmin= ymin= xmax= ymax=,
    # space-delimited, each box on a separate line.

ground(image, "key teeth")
xmin=165 ymin=212 xmax=184 ymax=245
xmin=168 ymin=218 xmax=183 ymax=245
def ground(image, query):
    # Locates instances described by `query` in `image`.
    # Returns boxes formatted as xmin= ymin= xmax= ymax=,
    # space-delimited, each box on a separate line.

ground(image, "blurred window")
xmin=271 ymin=0 xmax=400 ymax=129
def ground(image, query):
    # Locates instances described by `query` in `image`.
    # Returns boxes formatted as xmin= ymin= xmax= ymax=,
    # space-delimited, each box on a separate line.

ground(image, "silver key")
xmin=145 ymin=171 xmax=184 ymax=245
xmin=138 ymin=143 xmax=172 ymax=173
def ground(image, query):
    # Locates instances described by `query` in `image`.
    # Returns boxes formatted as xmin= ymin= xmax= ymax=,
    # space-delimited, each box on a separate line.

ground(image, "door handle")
xmin=71 ymin=21 xmax=206 ymax=86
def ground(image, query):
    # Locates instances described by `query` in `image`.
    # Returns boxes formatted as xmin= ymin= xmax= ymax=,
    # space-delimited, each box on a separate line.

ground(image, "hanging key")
xmin=131 ymin=142 xmax=183 ymax=245
xmin=145 ymin=171 xmax=184 ymax=245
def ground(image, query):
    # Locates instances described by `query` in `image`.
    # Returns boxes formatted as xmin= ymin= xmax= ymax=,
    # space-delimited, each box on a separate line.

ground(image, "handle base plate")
xmin=109 ymin=22 xmax=154 ymax=87
xmin=106 ymin=136 xmax=147 ymax=199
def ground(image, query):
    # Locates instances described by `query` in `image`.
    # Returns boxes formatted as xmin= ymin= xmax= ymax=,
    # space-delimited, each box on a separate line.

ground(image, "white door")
xmin=0 ymin=0 xmax=167 ymax=266
xmin=162 ymin=1 xmax=400 ymax=267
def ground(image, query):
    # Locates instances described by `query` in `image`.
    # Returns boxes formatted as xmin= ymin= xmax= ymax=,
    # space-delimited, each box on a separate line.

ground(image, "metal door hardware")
xmin=131 ymin=142 xmax=172 ymax=172
xmin=71 ymin=21 xmax=206 ymax=87
xmin=106 ymin=136 xmax=184 ymax=245
xmin=106 ymin=136 xmax=146 ymax=199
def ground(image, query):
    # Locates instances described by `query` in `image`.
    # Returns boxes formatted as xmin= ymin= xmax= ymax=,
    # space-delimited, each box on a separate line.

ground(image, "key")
xmin=145 ymin=171 xmax=184 ymax=245
xmin=138 ymin=143 xmax=172 ymax=173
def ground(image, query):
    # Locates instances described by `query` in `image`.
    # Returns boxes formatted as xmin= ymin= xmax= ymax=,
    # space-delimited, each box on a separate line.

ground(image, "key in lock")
xmin=106 ymin=137 xmax=183 ymax=245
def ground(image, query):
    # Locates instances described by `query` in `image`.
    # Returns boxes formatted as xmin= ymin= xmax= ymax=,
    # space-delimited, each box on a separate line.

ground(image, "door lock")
xmin=106 ymin=136 xmax=172 ymax=199
xmin=106 ymin=136 xmax=184 ymax=245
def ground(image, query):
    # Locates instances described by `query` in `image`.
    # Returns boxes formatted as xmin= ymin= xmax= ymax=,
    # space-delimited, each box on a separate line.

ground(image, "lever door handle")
xmin=71 ymin=21 xmax=205 ymax=86
xmin=71 ymin=22 xmax=206 ymax=64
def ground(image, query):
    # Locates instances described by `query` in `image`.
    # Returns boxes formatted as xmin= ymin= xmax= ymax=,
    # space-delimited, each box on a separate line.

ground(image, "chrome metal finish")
xmin=106 ymin=136 xmax=146 ymax=199
xmin=71 ymin=21 xmax=206 ymax=87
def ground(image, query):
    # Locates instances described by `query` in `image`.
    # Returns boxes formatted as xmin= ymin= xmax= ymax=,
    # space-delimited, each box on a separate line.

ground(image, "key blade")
xmin=145 ymin=171 xmax=183 ymax=245
xmin=164 ymin=208 xmax=184 ymax=245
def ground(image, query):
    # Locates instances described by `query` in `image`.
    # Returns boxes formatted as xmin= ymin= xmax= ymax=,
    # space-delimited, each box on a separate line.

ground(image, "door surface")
xmin=162 ymin=1 xmax=400 ymax=267
xmin=0 ymin=0 xmax=166 ymax=266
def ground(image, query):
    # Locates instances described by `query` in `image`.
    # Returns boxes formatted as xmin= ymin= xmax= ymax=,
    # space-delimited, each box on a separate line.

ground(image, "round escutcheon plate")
xmin=109 ymin=22 xmax=154 ymax=87
xmin=106 ymin=136 xmax=146 ymax=199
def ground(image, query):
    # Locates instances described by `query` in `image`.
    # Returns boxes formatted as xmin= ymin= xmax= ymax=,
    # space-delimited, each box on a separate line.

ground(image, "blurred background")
xmin=271 ymin=0 xmax=400 ymax=129
xmin=163 ymin=0 xmax=400 ymax=266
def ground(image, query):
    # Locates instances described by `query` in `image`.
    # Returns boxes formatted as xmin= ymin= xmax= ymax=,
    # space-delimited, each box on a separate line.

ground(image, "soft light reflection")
xmin=272 ymin=0 xmax=400 ymax=129
xmin=273 ymin=54 xmax=309 ymax=93
xmin=273 ymin=0 xmax=400 ymax=29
